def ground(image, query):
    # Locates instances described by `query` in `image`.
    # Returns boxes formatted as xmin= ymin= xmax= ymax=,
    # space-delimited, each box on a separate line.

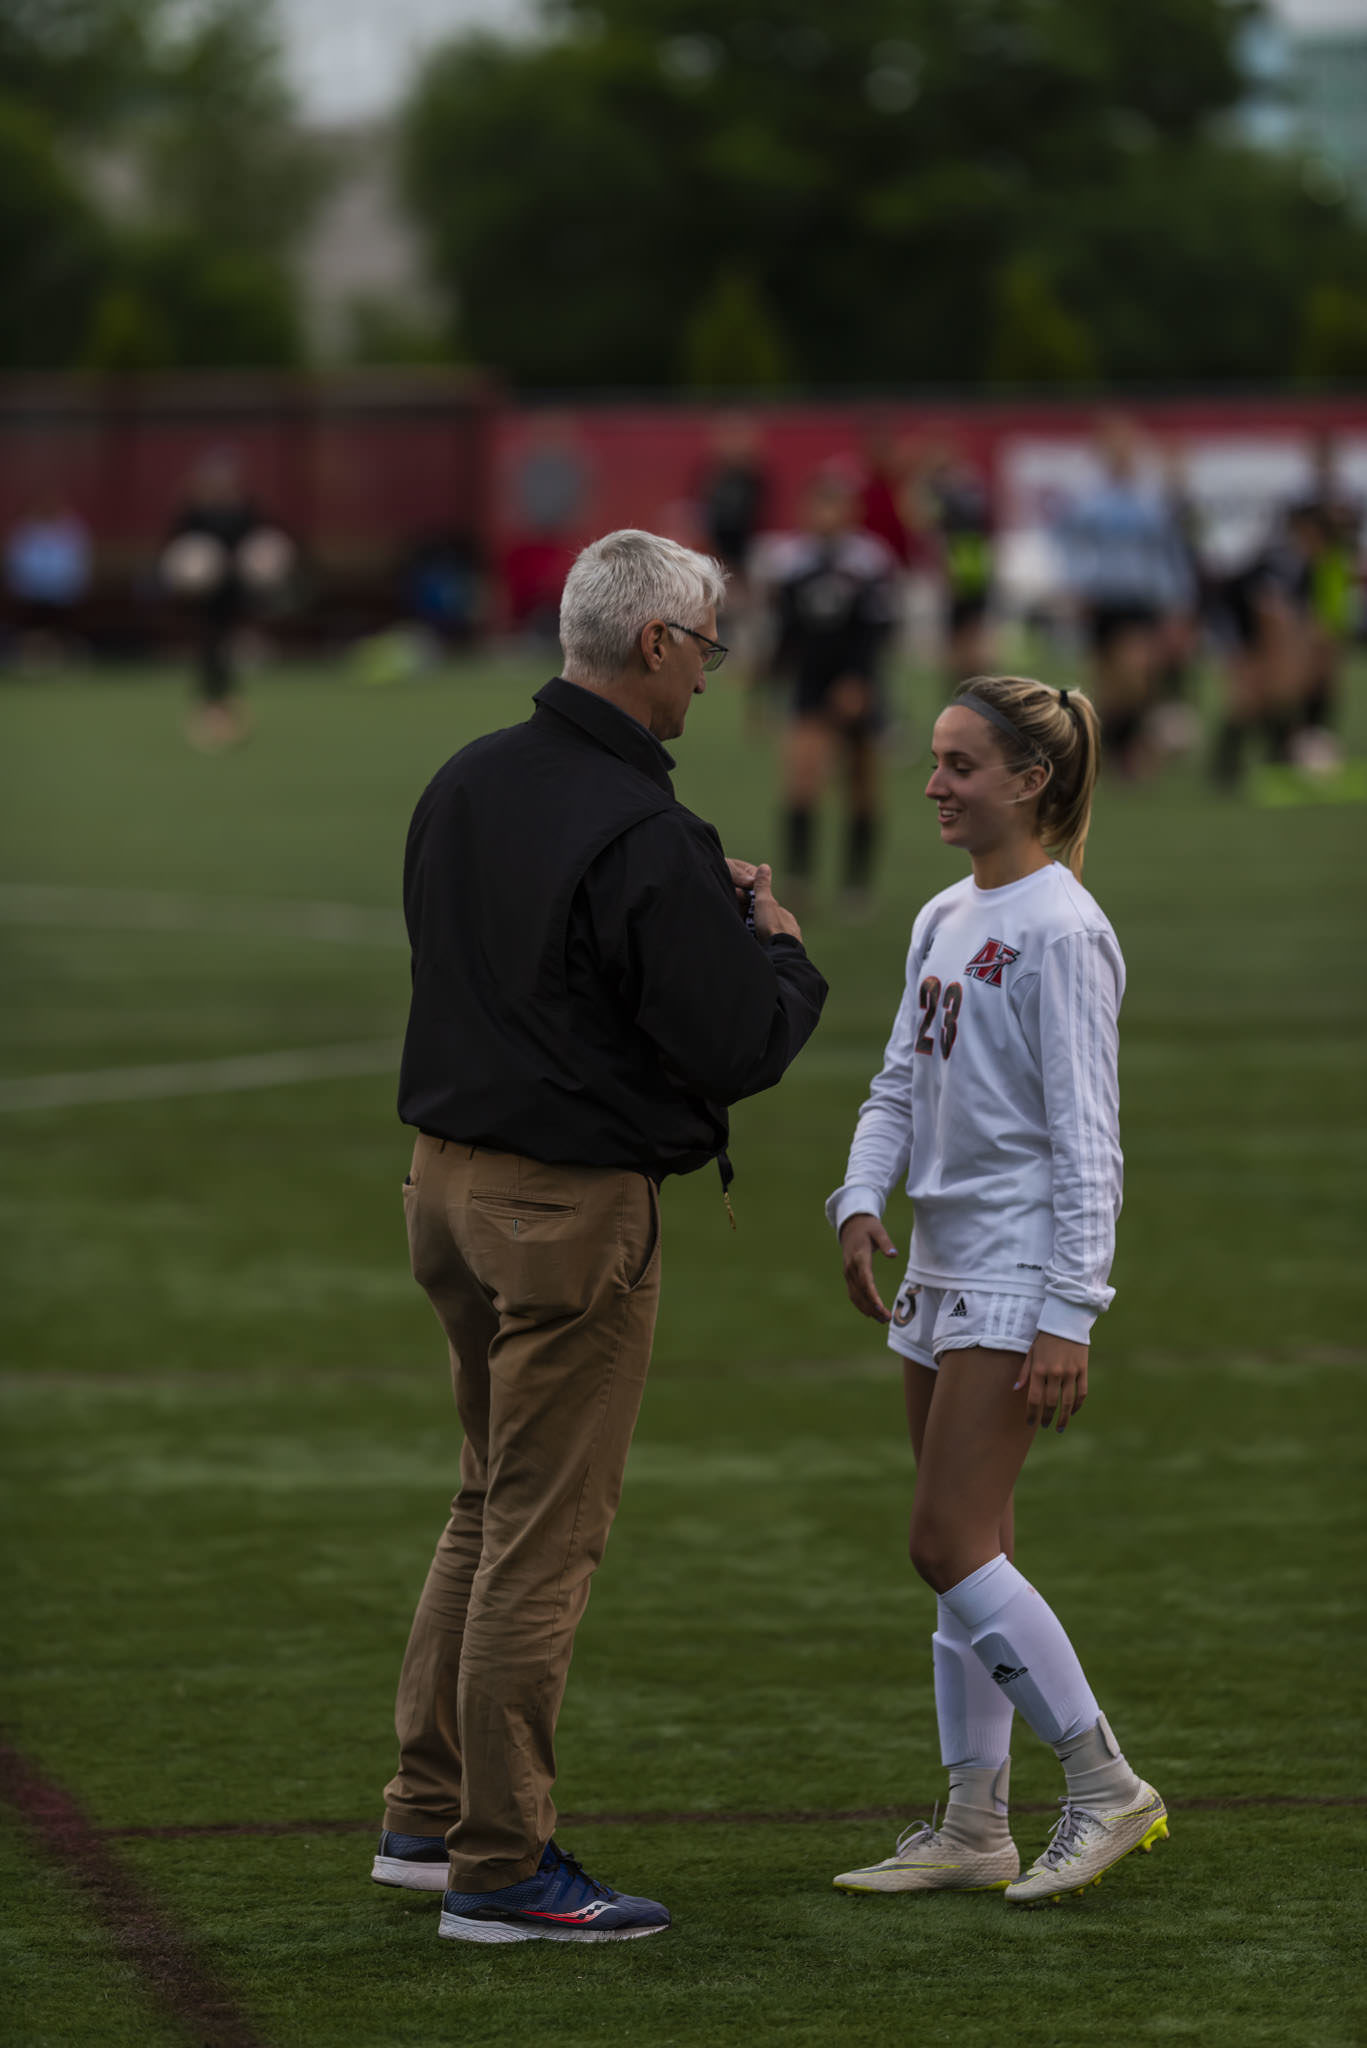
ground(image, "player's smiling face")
xmin=925 ymin=705 xmax=1037 ymax=857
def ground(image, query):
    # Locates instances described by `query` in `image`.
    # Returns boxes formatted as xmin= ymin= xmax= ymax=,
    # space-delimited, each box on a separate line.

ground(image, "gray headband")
xmin=956 ymin=689 xmax=1043 ymax=760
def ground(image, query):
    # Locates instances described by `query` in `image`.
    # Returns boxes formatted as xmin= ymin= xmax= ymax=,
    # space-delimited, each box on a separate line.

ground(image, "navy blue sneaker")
xmin=371 ymin=1828 xmax=449 ymax=1892
xmin=439 ymin=1840 xmax=671 ymax=1944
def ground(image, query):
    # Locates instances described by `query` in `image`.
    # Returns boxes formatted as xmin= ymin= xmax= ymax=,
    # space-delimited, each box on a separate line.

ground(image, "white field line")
xmin=0 ymin=885 xmax=406 ymax=1111
xmin=0 ymin=884 xmax=406 ymax=949
xmin=0 ymin=1040 xmax=402 ymax=1113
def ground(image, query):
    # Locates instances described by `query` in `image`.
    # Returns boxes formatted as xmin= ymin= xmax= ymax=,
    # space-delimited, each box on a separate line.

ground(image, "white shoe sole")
xmin=835 ymin=1872 xmax=1015 ymax=1893
xmin=834 ymin=1849 xmax=1018 ymax=1895
xmin=371 ymin=1855 xmax=449 ymax=1892
xmin=438 ymin=1910 xmax=669 ymax=1944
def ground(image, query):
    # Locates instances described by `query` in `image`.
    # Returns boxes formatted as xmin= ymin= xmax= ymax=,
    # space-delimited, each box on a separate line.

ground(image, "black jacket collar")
xmin=533 ymin=677 xmax=676 ymax=794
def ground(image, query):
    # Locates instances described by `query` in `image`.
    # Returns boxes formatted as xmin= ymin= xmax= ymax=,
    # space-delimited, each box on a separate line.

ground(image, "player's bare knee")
xmin=907 ymin=1518 xmax=958 ymax=1592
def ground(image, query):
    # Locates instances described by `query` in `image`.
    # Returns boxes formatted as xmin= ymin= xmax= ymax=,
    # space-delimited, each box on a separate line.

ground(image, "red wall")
xmin=3 ymin=374 xmax=1364 ymax=592
xmin=492 ymin=392 xmax=1367 ymax=555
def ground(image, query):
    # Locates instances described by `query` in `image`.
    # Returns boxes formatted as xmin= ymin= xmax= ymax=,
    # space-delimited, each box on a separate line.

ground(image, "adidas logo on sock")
xmin=949 ymin=1296 xmax=968 ymax=1318
xmin=991 ymin=1662 xmax=1028 ymax=1685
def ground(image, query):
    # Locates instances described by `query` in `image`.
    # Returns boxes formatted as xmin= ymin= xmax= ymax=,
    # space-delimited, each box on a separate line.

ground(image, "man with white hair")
xmin=374 ymin=530 xmax=827 ymax=1945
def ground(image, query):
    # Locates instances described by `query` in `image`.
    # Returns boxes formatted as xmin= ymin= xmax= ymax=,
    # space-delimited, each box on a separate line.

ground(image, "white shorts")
xmin=887 ymin=1280 xmax=1043 ymax=1370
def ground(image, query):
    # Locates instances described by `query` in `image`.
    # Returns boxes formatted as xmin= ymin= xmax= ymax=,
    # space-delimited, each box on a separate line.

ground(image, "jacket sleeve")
xmin=1036 ymin=929 xmax=1125 ymax=1343
xmin=584 ymin=813 xmax=828 ymax=1105
xmin=824 ymin=934 xmax=919 ymax=1235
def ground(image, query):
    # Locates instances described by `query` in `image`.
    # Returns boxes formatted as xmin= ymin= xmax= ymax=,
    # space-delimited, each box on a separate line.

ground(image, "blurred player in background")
xmin=697 ymin=414 xmax=770 ymax=719
xmin=1148 ymin=445 xmax=1206 ymax=760
xmin=1288 ymin=437 xmax=1360 ymax=746
xmin=1210 ymin=501 xmax=1320 ymax=787
xmin=924 ymin=447 xmax=996 ymax=686
xmin=1055 ymin=416 xmax=1193 ymax=776
xmin=699 ymin=413 xmax=768 ymax=582
xmin=3 ymin=497 xmax=91 ymax=667
xmin=761 ymin=470 xmax=899 ymax=917
xmin=160 ymin=449 xmax=294 ymax=749
xmin=828 ymin=674 xmax=1167 ymax=1908
xmin=859 ymin=425 xmax=919 ymax=575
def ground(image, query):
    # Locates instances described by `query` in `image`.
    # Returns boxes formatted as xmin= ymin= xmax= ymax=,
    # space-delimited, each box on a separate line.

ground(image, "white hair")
xmin=559 ymin=529 xmax=728 ymax=683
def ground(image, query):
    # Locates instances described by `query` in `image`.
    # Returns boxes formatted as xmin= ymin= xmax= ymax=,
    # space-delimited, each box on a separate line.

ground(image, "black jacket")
xmin=398 ymin=678 xmax=827 ymax=1178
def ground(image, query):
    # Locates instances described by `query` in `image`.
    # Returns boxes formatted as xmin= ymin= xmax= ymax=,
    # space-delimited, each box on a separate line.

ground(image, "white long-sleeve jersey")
xmin=826 ymin=863 xmax=1125 ymax=1344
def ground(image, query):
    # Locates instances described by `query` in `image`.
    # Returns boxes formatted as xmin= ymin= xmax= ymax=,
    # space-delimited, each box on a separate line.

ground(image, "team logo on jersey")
xmin=965 ymin=938 xmax=1020 ymax=986
xmin=893 ymin=1285 xmax=920 ymax=1327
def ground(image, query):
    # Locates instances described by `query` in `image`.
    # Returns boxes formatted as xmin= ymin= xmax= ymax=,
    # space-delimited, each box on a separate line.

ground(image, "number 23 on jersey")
xmin=914 ymin=977 xmax=962 ymax=1059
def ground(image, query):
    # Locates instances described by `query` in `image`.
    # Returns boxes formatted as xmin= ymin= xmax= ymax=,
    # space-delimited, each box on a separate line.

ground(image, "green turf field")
xmin=2 ymin=654 xmax=1364 ymax=2048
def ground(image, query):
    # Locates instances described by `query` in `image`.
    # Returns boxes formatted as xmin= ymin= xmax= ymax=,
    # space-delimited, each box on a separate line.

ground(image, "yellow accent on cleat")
xmin=1004 ymin=1784 xmax=1168 ymax=1906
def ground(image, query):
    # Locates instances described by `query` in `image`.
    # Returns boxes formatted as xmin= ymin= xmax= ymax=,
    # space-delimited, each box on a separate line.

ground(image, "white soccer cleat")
xmin=833 ymin=1818 xmax=1019 ymax=1894
xmin=1004 ymin=1784 xmax=1169 ymax=1906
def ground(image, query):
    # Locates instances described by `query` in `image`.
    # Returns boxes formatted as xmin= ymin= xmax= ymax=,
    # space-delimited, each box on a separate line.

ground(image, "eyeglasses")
xmin=665 ymin=622 xmax=728 ymax=672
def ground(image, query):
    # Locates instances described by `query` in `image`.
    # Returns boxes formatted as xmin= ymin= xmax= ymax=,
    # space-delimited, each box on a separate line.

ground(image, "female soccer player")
xmin=827 ymin=674 xmax=1167 ymax=1906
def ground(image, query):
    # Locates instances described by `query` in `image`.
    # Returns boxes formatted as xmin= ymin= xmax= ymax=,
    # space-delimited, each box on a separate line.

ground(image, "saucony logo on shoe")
xmin=991 ymin=1662 xmax=1028 ymax=1685
xmin=517 ymin=1900 xmax=618 ymax=1924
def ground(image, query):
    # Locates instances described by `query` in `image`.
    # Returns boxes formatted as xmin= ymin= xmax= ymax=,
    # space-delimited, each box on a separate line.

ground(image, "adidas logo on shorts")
xmin=991 ymin=1662 xmax=1028 ymax=1686
xmin=949 ymin=1297 xmax=968 ymax=1318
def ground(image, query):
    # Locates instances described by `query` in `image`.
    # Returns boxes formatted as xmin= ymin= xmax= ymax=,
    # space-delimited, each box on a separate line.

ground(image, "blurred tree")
xmin=683 ymin=267 xmax=794 ymax=390
xmin=79 ymin=283 xmax=176 ymax=371
xmin=136 ymin=0 xmax=329 ymax=263
xmin=0 ymin=97 xmax=110 ymax=369
xmin=1036 ymin=143 xmax=1367 ymax=383
xmin=399 ymin=0 xmax=1367 ymax=388
xmin=0 ymin=0 xmax=158 ymax=133
xmin=987 ymin=259 xmax=1099 ymax=386
xmin=1297 ymin=284 xmax=1367 ymax=382
xmin=344 ymin=295 xmax=461 ymax=367
xmin=0 ymin=0 xmax=324 ymax=369
xmin=83 ymin=232 xmax=304 ymax=369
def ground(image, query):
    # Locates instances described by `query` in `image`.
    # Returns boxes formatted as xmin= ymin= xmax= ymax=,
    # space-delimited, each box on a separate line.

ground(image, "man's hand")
xmin=751 ymin=863 xmax=802 ymax=942
xmin=839 ymin=1212 xmax=899 ymax=1323
xmin=726 ymin=858 xmax=802 ymax=940
xmin=1014 ymin=1332 xmax=1089 ymax=1432
xmin=726 ymin=857 xmax=758 ymax=915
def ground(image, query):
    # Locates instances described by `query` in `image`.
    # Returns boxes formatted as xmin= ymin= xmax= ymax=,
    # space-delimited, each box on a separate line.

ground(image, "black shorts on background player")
xmin=1085 ymin=602 xmax=1158 ymax=654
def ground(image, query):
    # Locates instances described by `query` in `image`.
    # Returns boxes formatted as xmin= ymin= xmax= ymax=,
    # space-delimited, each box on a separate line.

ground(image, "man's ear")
xmin=641 ymin=619 xmax=667 ymax=670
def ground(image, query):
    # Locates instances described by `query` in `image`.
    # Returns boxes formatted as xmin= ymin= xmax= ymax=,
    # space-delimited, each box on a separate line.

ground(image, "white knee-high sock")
xmin=939 ymin=1555 xmax=1099 ymax=1747
xmin=933 ymin=1598 xmax=1014 ymax=1776
xmin=932 ymin=1599 xmax=1015 ymax=1848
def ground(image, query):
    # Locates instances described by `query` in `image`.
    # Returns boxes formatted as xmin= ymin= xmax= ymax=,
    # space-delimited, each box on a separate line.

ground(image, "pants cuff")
xmin=383 ymin=1806 xmax=457 ymax=1837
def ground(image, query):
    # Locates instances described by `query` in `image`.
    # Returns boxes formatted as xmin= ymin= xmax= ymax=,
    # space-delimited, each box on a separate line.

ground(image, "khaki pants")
xmin=382 ymin=1135 xmax=662 ymax=1890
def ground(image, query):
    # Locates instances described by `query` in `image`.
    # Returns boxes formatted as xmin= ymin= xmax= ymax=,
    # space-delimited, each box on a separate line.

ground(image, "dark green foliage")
xmin=0 ymin=97 xmax=110 ymax=369
xmin=400 ymin=0 xmax=1367 ymax=388
xmin=84 ymin=231 xmax=304 ymax=370
xmin=683 ymin=267 xmax=795 ymax=390
xmin=0 ymin=0 xmax=324 ymax=370
xmin=0 ymin=0 xmax=159 ymax=135
xmin=1298 ymin=283 xmax=1367 ymax=381
xmin=988 ymin=258 xmax=1100 ymax=386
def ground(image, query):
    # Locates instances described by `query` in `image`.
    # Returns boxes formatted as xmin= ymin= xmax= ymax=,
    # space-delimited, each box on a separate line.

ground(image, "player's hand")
xmin=750 ymin=863 xmax=802 ymax=942
xmin=839 ymin=1212 xmax=899 ymax=1323
xmin=1014 ymin=1332 xmax=1089 ymax=1432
